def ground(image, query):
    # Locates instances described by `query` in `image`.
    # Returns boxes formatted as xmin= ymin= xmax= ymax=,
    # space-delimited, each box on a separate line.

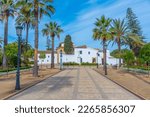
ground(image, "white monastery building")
xmin=38 ymin=43 xmax=119 ymax=65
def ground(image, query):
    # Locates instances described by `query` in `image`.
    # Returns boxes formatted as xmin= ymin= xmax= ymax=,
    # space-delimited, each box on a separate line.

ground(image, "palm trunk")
xmin=24 ymin=23 xmax=29 ymax=65
xmin=33 ymin=6 xmax=39 ymax=77
xmin=26 ymin=23 xmax=29 ymax=51
xmin=51 ymin=37 xmax=54 ymax=68
xmin=103 ymin=40 xmax=105 ymax=70
xmin=118 ymin=38 xmax=121 ymax=68
xmin=103 ymin=39 xmax=107 ymax=75
xmin=2 ymin=15 xmax=8 ymax=68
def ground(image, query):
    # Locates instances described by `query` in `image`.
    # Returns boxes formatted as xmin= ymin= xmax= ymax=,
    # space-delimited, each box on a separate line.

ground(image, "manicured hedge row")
xmin=124 ymin=65 xmax=150 ymax=71
xmin=0 ymin=66 xmax=32 ymax=73
xmin=63 ymin=62 xmax=79 ymax=66
xmin=81 ymin=62 xmax=97 ymax=66
xmin=63 ymin=62 xmax=97 ymax=66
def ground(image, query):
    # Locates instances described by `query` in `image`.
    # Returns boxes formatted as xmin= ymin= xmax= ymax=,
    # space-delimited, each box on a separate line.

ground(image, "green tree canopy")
xmin=5 ymin=42 xmax=18 ymax=66
xmin=64 ymin=35 xmax=74 ymax=54
xmin=139 ymin=43 xmax=150 ymax=63
xmin=23 ymin=49 xmax=34 ymax=59
xmin=126 ymin=8 xmax=143 ymax=35
xmin=110 ymin=49 xmax=130 ymax=58
xmin=126 ymin=8 xmax=145 ymax=56
xmin=39 ymin=52 xmax=46 ymax=59
xmin=4 ymin=41 xmax=34 ymax=66
xmin=122 ymin=50 xmax=135 ymax=66
xmin=5 ymin=43 xmax=18 ymax=59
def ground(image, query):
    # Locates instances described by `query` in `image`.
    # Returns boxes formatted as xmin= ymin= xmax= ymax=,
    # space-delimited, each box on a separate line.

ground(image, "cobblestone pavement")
xmin=9 ymin=67 xmax=140 ymax=100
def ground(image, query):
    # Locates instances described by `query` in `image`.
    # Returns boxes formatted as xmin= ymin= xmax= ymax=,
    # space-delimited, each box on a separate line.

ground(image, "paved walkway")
xmin=9 ymin=67 xmax=140 ymax=100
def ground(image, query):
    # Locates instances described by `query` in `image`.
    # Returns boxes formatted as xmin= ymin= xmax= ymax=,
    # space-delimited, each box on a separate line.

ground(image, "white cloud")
xmin=63 ymin=0 xmax=150 ymax=50
xmin=1 ymin=0 xmax=150 ymax=50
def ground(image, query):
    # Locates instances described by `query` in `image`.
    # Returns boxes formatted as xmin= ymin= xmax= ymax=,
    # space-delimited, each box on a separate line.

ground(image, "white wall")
xmin=107 ymin=57 xmax=120 ymax=65
xmin=62 ymin=54 xmax=77 ymax=63
xmin=61 ymin=47 xmax=102 ymax=64
xmin=38 ymin=53 xmax=57 ymax=65
xmin=75 ymin=48 xmax=97 ymax=63
xmin=38 ymin=48 xmax=121 ymax=65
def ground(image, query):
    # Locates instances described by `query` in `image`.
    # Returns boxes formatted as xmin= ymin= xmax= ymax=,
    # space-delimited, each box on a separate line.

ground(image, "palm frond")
xmin=42 ymin=22 xmax=63 ymax=39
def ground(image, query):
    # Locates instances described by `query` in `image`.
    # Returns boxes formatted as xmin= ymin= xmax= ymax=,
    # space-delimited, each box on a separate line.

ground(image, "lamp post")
xmin=104 ymin=43 xmax=107 ymax=75
xmin=15 ymin=24 xmax=23 ymax=90
xmin=60 ymin=50 xmax=63 ymax=70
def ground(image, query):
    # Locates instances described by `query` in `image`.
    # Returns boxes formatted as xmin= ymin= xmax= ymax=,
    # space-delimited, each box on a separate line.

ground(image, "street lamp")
xmin=104 ymin=43 xmax=107 ymax=75
xmin=60 ymin=50 xmax=63 ymax=70
xmin=15 ymin=24 xmax=23 ymax=90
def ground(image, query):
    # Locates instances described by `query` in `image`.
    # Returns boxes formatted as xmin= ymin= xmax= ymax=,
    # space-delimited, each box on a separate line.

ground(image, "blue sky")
xmin=0 ymin=0 xmax=150 ymax=51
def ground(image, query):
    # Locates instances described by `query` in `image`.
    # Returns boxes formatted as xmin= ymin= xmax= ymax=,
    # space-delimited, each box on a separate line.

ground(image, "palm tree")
xmin=17 ymin=0 xmax=55 ymax=77
xmin=16 ymin=10 xmax=35 ymax=52
xmin=0 ymin=0 xmax=14 ymax=68
xmin=111 ymin=19 xmax=128 ymax=67
xmin=93 ymin=15 xmax=112 ymax=75
xmin=42 ymin=22 xmax=63 ymax=68
xmin=15 ymin=0 xmax=34 ymax=66
xmin=33 ymin=0 xmax=55 ymax=76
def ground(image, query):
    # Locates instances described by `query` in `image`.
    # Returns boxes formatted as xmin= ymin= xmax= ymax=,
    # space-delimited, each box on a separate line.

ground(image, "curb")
xmin=2 ymin=70 xmax=63 ymax=100
xmin=0 ymin=68 xmax=33 ymax=76
xmin=93 ymin=69 xmax=146 ymax=100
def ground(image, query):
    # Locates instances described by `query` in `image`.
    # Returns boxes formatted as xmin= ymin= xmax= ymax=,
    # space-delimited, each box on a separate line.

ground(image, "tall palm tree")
xmin=15 ymin=0 xmax=34 ymax=66
xmin=17 ymin=0 xmax=55 ymax=77
xmin=33 ymin=0 xmax=54 ymax=77
xmin=0 ymin=0 xmax=14 ymax=68
xmin=93 ymin=15 xmax=112 ymax=75
xmin=42 ymin=22 xmax=63 ymax=68
xmin=16 ymin=10 xmax=35 ymax=52
xmin=111 ymin=19 xmax=128 ymax=67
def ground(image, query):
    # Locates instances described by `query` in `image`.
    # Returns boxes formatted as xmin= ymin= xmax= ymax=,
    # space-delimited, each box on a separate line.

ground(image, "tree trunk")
xmin=118 ymin=38 xmax=121 ymax=68
xmin=102 ymin=41 xmax=105 ymax=70
xmin=132 ymin=46 xmax=141 ymax=57
xmin=4 ymin=15 xmax=8 ymax=46
xmin=51 ymin=37 xmax=54 ymax=68
xmin=33 ymin=6 xmax=39 ymax=77
xmin=103 ymin=39 xmax=107 ymax=75
xmin=24 ymin=23 xmax=29 ymax=65
xmin=2 ymin=15 xmax=8 ymax=68
xmin=26 ymin=23 xmax=29 ymax=51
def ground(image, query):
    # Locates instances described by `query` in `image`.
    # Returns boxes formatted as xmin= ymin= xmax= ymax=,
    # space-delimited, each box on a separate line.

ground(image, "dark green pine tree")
xmin=126 ymin=8 xmax=145 ymax=56
xmin=64 ymin=35 xmax=74 ymax=54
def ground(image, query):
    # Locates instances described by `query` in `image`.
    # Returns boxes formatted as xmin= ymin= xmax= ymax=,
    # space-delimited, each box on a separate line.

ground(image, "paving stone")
xmin=8 ymin=67 xmax=140 ymax=100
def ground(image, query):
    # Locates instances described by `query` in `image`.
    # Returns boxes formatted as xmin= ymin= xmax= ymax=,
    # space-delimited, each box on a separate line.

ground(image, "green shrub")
xmin=28 ymin=61 xmax=34 ymax=65
xmin=139 ymin=43 xmax=150 ymax=63
xmin=124 ymin=65 xmax=150 ymax=71
xmin=81 ymin=62 xmax=97 ymax=66
xmin=0 ymin=66 xmax=32 ymax=73
xmin=63 ymin=62 xmax=79 ymax=66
